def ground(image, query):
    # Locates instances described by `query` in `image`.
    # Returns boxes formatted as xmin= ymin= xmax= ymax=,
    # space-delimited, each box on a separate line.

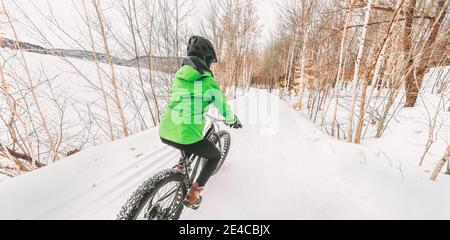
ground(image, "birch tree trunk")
xmin=346 ymin=0 xmax=373 ymax=142
xmin=354 ymin=0 xmax=405 ymax=144
xmin=296 ymin=0 xmax=310 ymax=110
xmin=331 ymin=0 xmax=355 ymax=137
xmin=285 ymin=33 xmax=298 ymax=97
xmin=297 ymin=31 xmax=308 ymax=109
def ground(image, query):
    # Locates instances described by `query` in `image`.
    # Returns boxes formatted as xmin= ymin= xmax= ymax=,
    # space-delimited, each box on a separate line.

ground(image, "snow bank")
xmin=287 ymin=66 xmax=450 ymax=184
xmin=0 ymin=127 xmax=178 ymax=219
xmin=359 ymin=66 xmax=450 ymax=182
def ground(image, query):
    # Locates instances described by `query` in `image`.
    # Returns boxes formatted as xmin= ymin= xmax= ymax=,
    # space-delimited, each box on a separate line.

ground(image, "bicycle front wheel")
xmin=117 ymin=169 xmax=187 ymax=220
xmin=206 ymin=130 xmax=231 ymax=175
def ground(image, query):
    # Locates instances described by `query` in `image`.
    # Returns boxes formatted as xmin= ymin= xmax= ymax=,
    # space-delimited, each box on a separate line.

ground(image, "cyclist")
xmin=159 ymin=36 xmax=242 ymax=209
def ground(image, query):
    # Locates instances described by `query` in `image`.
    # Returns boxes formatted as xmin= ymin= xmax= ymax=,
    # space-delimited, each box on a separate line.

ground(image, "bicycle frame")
xmin=122 ymin=116 xmax=228 ymax=220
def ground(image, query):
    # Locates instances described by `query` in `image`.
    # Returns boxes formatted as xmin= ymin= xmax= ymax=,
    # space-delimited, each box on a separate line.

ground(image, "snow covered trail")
xmin=0 ymin=89 xmax=449 ymax=219
xmin=183 ymin=90 xmax=367 ymax=219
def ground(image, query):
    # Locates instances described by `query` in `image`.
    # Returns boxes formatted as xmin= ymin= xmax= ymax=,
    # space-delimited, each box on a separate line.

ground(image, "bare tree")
xmin=92 ymin=0 xmax=129 ymax=137
xmin=208 ymin=0 xmax=260 ymax=97
xmin=346 ymin=0 xmax=373 ymax=142
xmin=331 ymin=0 xmax=355 ymax=137
xmin=405 ymin=0 xmax=450 ymax=107
xmin=81 ymin=0 xmax=115 ymax=141
xmin=2 ymin=0 xmax=59 ymax=161
xmin=353 ymin=0 xmax=405 ymax=144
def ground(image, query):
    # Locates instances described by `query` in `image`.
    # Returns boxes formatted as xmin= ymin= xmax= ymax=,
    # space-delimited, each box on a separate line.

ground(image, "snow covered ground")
xmin=287 ymin=66 xmax=450 ymax=183
xmin=0 ymin=174 xmax=7 ymax=183
xmin=363 ymin=66 xmax=450 ymax=176
xmin=0 ymin=89 xmax=449 ymax=220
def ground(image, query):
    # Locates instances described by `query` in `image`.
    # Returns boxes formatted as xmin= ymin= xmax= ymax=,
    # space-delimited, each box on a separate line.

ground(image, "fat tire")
xmin=117 ymin=169 xmax=187 ymax=220
xmin=204 ymin=130 xmax=231 ymax=175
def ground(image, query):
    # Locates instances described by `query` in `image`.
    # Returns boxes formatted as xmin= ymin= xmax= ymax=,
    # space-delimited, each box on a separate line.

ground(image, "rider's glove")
xmin=225 ymin=115 xmax=243 ymax=129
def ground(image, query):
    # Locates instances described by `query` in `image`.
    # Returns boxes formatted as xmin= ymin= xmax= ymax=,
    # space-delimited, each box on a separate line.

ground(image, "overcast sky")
xmin=256 ymin=0 xmax=278 ymax=40
xmin=191 ymin=0 xmax=281 ymax=46
xmin=3 ymin=0 xmax=282 ymax=50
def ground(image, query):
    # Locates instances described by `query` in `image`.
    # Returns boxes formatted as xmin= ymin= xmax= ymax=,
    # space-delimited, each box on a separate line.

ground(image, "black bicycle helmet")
xmin=187 ymin=36 xmax=218 ymax=66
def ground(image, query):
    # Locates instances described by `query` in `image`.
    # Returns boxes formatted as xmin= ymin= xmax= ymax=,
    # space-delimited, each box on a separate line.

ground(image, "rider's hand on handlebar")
xmin=226 ymin=116 xmax=243 ymax=129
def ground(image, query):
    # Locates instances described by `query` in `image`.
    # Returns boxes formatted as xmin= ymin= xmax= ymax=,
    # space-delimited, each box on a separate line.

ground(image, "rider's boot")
xmin=184 ymin=183 xmax=203 ymax=210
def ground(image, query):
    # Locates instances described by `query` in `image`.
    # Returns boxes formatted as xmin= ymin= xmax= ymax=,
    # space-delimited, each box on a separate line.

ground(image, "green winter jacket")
xmin=159 ymin=57 xmax=236 ymax=145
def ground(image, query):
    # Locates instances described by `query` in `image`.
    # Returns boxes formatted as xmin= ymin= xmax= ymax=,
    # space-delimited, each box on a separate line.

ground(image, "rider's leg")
xmin=186 ymin=139 xmax=221 ymax=187
xmin=181 ymin=139 xmax=221 ymax=208
xmin=160 ymin=138 xmax=221 ymax=207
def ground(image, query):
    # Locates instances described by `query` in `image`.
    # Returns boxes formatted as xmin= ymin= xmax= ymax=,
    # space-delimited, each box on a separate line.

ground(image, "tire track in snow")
xmin=286 ymin=108 xmax=369 ymax=219
xmin=38 ymin=144 xmax=179 ymax=219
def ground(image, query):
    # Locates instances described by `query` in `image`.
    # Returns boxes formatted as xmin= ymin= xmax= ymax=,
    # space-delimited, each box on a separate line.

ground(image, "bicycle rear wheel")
xmin=117 ymin=169 xmax=187 ymax=220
